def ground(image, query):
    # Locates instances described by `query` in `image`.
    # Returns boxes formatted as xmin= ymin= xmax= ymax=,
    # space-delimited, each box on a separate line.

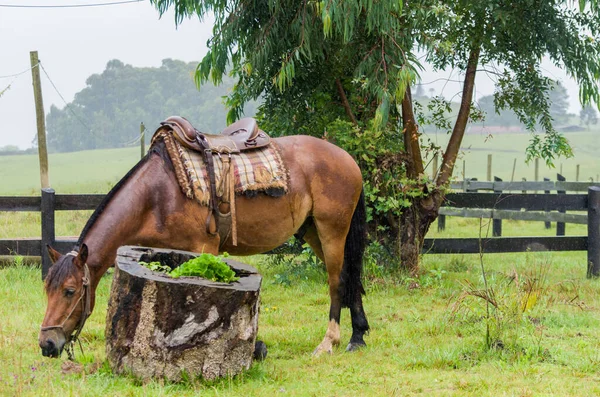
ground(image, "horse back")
xmin=219 ymin=135 xmax=363 ymax=255
xmin=274 ymin=135 xmax=363 ymax=194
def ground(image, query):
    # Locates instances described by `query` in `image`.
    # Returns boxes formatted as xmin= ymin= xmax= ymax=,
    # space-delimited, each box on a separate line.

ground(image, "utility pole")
xmin=30 ymin=51 xmax=49 ymax=188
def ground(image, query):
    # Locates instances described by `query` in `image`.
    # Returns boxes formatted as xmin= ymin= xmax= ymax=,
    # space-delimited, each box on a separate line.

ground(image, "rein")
xmin=40 ymin=251 xmax=92 ymax=361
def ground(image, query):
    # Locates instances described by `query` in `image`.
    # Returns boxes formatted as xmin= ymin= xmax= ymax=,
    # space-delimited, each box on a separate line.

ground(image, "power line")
xmin=0 ymin=64 xmax=37 ymax=79
xmin=0 ymin=0 xmax=141 ymax=8
xmin=0 ymin=64 xmax=38 ymax=99
xmin=39 ymin=62 xmax=94 ymax=135
xmin=121 ymin=129 xmax=144 ymax=146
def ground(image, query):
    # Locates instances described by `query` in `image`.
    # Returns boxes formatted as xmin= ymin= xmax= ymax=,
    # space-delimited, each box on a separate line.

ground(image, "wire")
xmin=0 ymin=82 xmax=12 ymax=98
xmin=418 ymin=77 xmax=465 ymax=86
xmin=0 ymin=64 xmax=38 ymax=99
xmin=0 ymin=64 xmax=37 ymax=79
xmin=39 ymin=63 xmax=94 ymax=134
xmin=120 ymin=127 xmax=145 ymax=146
xmin=0 ymin=0 xmax=141 ymax=8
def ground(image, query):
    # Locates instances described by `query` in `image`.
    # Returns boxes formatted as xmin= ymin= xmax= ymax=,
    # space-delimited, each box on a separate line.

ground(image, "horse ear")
xmin=77 ymin=244 xmax=89 ymax=266
xmin=46 ymin=245 xmax=62 ymax=264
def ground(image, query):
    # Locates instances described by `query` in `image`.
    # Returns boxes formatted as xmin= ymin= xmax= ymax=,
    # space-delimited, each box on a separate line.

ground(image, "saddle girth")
xmin=195 ymin=134 xmax=222 ymax=240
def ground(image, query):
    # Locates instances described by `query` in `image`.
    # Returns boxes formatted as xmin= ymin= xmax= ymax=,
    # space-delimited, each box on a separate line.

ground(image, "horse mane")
xmin=76 ymin=140 xmax=173 ymax=248
xmin=45 ymin=141 xmax=173 ymax=291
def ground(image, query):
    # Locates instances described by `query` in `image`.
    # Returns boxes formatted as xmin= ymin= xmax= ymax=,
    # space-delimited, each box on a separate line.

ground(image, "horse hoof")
xmin=312 ymin=344 xmax=333 ymax=357
xmin=345 ymin=342 xmax=366 ymax=352
xmin=253 ymin=340 xmax=268 ymax=361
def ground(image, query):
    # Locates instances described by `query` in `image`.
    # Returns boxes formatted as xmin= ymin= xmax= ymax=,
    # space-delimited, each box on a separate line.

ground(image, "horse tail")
xmin=340 ymin=188 xmax=367 ymax=309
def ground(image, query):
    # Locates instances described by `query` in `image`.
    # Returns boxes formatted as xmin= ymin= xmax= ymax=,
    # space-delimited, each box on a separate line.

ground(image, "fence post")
xmin=140 ymin=122 xmax=146 ymax=160
xmin=466 ymin=178 xmax=478 ymax=193
xmin=587 ymin=186 xmax=600 ymax=278
xmin=437 ymin=212 xmax=446 ymax=232
xmin=511 ymin=158 xmax=517 ymax=182
xmin=557 ymin=173 xmax=566 ymax=236
xmin=543 ymin=177 xmax=551 ymax=229
xmin=41 ymin=188 xmax=56 ymax=279
xmin=493 ymin=176 xmax=502 ymax=237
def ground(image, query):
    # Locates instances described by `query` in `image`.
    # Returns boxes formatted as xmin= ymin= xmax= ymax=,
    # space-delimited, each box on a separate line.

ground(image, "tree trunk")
xmin=399 ymin=191 xmax=444 ymax=274
xmin=398 ymin=46 xmax=481 ymax=272
xmin=105 ymin=246 xmax=262 ymax=382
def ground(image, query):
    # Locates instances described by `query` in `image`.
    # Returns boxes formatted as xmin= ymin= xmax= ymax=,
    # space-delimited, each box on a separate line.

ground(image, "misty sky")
xmin=0 ymin=0 xmax=583 ymax=149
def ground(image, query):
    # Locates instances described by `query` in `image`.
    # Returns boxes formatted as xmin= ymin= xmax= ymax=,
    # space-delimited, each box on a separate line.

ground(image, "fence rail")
xmin=443 ymin=176 xmax=598 ymax=238
xmin=450 ymin=180 xmax=600 ymax=192
xmin=2 ymin=186 xmax=600 ymax=278
xmin=438 ymin=208 xmax=588 ymax=224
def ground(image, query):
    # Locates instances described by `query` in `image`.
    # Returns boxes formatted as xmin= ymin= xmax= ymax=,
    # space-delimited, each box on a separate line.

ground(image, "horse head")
xmin=39 ymin=244 xmax=92 ymax=358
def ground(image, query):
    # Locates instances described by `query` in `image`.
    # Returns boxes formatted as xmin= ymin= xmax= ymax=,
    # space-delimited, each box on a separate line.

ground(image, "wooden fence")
xmin=441 ymin=176 xmax=600 ymax=236
xmin=2 ymin=186 xmax=600 ymax=278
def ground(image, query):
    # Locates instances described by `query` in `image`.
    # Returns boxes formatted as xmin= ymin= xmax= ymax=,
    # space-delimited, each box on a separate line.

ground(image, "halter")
xmin=40 ymin=251 xmax=92 ymax=361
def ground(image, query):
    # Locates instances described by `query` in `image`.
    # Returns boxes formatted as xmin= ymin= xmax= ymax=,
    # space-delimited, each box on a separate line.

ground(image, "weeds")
xmin=264 ymin=244 xmax=325 ymax=286
xmin=449 ymin=218 xmax=583 ymax=363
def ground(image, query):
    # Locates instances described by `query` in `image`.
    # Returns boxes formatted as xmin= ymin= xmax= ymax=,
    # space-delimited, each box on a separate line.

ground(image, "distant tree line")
xmin=0 ymin=145 xmax=37 ymax=156
xmin=45 ymin=59 xmax=258 ymax=152
xmin=44 ymin=58 xmax=597 ymax=154
xmin=414 ymin=81 xmax=597 ymax=130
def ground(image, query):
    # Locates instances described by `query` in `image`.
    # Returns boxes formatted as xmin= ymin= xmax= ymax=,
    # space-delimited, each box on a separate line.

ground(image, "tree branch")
xmin=335 ymin=78 xmax=358 ymax=126
xmin=402 ymin=85 xmax=424 ymax=179
xmin=437 ymin=47 xmax=481 ymax=186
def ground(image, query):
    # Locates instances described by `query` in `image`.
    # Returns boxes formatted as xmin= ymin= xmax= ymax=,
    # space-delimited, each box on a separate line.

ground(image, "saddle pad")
xmin=153 ymin=131 xmax=288 ymax=206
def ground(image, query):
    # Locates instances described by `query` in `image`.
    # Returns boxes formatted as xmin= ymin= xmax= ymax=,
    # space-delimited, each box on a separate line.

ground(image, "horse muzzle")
xmin=39 ymin=329 xmax=66 ymax=358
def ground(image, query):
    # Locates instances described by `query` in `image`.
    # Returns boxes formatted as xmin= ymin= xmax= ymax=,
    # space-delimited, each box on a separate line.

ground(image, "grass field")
xmin=0 ymin=129 xmax=599 ymax=197
xmin=0 ymin=147 xmax=140 ymax=196
xmin=422 ymin=129 xmax=600 ymax=183
xmin=1 ymin=133 xmax=600 ymax=396
xmin=2 ymin=249 xmax=600 ymax=396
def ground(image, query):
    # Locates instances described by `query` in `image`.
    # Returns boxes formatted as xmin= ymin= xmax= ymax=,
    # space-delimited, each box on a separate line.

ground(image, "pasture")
xmin=3 ymin=245 xmax=600 ymax=396
xmin=1 ymin=131 xmax=600 ymax=396
xmin=0 ymin=129 xmax=599 ymax=198
xmin=422 ymin=129 xmax=600 ymax=183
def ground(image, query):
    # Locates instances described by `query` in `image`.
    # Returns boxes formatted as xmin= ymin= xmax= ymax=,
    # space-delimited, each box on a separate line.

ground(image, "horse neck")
xmin=81 ymin=153 xmax=184 ymax=288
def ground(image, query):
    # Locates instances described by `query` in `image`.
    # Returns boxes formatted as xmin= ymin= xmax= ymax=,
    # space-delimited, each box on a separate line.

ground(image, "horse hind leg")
xmin=304 ymin=190 xmax=369 ymax=355
xmin=345 ymin=279 xmax=369 ymax=351
xmin=342 ymin=191 xmax=370 ymax=351
xmin=301 ymin=223 xmax=344 ymax=356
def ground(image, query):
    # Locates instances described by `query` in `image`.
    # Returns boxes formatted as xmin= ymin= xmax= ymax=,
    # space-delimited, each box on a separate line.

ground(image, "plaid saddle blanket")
xmin=153 ymin=131 xmax=289 ymax=206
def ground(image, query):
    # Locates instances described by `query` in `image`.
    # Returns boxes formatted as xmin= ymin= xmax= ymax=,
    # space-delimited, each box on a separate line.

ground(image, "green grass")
xmin=422 ymin=129 xmax=600 ymax=182
xmin=2 ymin=251 xmax=600 ymax=396
xmin=1 ymin=130 xmax=599 ymax=197
xmin=0 ymin=147 xmax=140 ymax=195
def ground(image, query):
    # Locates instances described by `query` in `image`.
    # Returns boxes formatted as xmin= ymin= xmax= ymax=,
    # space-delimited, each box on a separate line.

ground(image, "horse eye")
xmin=64 ymin=288 xmax=76 ymax=298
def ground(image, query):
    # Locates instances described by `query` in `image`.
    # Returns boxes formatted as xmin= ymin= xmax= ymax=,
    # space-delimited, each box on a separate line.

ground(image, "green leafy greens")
xmin=138 ymin=261 xmax=171 ymax=273
xmin=139 ymin=254 xmax=239 ymax=283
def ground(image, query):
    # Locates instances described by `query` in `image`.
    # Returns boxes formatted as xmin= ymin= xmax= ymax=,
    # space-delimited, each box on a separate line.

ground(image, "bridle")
xmin=40 ymin=251 xmax=92 ymax=360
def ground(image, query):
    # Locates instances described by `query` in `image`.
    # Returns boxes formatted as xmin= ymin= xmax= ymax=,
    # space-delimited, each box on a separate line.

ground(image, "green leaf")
xmin=322 ymin=12 xmax=332 ymax=38
xmin=167 ymin=254 xmax=239 ymax=283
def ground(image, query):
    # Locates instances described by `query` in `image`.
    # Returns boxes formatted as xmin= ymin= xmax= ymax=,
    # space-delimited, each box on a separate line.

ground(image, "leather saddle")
xmin=160 ymin=115 xmax=270 ymax=154
xmin=155 ymin=115 xmax=272 ymax=247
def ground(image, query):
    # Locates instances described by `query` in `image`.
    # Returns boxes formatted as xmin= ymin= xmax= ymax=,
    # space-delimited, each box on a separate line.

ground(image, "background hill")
xmin=44 ymin=59 xmax=258 ymax=152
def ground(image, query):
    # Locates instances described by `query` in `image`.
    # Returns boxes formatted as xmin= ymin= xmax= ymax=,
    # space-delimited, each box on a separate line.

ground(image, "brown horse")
xmin=38 ymin=134 xmax=369 ymax=358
